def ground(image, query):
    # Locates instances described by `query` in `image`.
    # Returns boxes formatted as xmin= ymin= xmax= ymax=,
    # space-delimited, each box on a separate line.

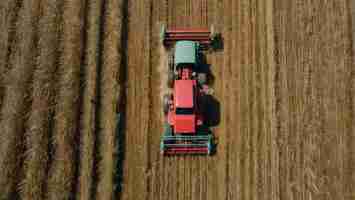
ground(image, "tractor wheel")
xmin=198 ymin=73 xmax=207 ymax=85
xmin=210 ymin=25 xmax=216 ymax=38
xmin=163 ymin=94 xmax=170 ymax=115
xmin=167 ymin=51 xmax=175 ymax=88
xmin=167 ymin=70 xmax=174 ymax=88
xmin=160 ymin=24 xmax=166 ymax=44
xmin=164 ymin=122 xmax=173 ymax=136
xmin=168 ymin=51 xmax=174 ymax=69
xmin=168 ymin=51 xmax=174 ymax=68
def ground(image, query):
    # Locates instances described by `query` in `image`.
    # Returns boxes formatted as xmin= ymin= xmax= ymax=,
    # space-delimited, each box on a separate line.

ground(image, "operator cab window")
xmin=176 ymin=108 xmax=193 ymax=115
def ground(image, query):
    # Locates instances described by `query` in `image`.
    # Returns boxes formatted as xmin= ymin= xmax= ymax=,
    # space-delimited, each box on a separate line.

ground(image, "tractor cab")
xmin=168 ymin=41 xmax=208 ymax=87
xmin=174 ymin=41 xmax=200 ymax=68
xmin=168 ymin=41 xmax=200 ymax=82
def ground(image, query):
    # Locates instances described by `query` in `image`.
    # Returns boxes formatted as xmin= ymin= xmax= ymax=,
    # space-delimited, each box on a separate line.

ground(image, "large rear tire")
xmin=198 ymin=73 xmax=207 ymax=85
xmin=168 ymin=51 xmax=174 ymax=68
xmin=167 ymin=70 xmax=174 ymax=88
xmin=160 ymin=24 xmax=166 ymax=44
xmin=164 ymin=122 xmax=173 ymax=136
xmin=167 ymin=52 xmax=175 ymax=88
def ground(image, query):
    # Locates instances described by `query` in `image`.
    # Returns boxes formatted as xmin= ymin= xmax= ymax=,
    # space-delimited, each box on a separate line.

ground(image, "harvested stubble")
xmin=95 ymin=0 xmax=124 ymax=199
xmin=75 ymin=0 xmax=103 ymax=199
xmin=0 ymin=0 xmax=41 ymax=199
xmin=19 ymin=0 xmax=62 ymax=200
xmin=45 ymin=0 xmax=85 ymax=199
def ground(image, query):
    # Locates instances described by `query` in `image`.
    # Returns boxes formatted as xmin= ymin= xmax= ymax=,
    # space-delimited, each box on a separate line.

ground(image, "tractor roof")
xmin=174 ymin=41 xmax=198 ymax=66
xmin=174 ymin=80 xmax=194 ymax=108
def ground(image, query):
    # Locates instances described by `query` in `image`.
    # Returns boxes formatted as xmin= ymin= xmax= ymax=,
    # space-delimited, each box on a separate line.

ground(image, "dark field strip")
xmin=0 ymin=0 xmax=41 ymax=198
xmin=20 ymin=0 xmax=62 ymax=199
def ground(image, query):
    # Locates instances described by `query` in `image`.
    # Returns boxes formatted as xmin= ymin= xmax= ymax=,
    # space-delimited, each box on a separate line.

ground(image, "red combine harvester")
xmin=160 ymin=26 xmax=220 ymax=155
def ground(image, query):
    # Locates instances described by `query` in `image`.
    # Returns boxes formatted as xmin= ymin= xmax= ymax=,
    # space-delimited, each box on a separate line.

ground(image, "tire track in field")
xmin=239 ymin=1 xmax=252 ymax=199
xmin=146 ymin=1 xmax=153 ymax=199
xmin=0 ymin=0 xmax=41 ymax=198
xmin=162 ymin=2 xmax=176 ymax=199
xmin=272 ymin=0 xmax=282 ymax=197
xmin=150 ymin=1 xmax=170 ymax=199
xmin=273 ymin=1 xmax=291 ymax=198
xmin=249 ymin=1 xmax=258 ymax=199
xmin=206 ymin=1 xmax=224 ymax=200
xmin=266 ymin=0 xmax=279 ymax=199
xmin=255 ymin=0 xmax=268 ymax=198
xmin=148 ymin=1 xmax=165 ymax=200
xmin=345 ymin=0 xmax=355 ymax=198
xmin=217 ymin=0 xmax=231 ymax=199
xmin=275 ymin=1 xmax=315 ymax=198
xmin=157 ymin=2 xmax=171 ymax=200
xmin=228 ymin=0 xmax=241 ymax=198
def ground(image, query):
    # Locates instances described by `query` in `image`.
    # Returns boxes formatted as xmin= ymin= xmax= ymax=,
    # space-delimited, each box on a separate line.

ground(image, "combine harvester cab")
xmin=160 ymin=26 xmax=219 ymax=155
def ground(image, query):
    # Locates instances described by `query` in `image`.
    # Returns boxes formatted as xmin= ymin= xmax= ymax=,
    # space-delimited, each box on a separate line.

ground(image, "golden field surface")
xmin=0 ymin=0 xmax=354 ymax=200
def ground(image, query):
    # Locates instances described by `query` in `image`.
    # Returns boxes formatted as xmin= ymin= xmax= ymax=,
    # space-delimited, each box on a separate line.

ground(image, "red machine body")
xmin=167 ymin=79 xmax=204 ymax=134
xmin=162 ymin=66 xmax=211 ymax=155
xmin=160 ymin=25 xmax=218 ymax=155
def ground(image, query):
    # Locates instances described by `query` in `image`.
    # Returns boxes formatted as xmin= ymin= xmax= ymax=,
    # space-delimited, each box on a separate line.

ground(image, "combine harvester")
xmin=160 ymin=25 xmax=220 ymax=155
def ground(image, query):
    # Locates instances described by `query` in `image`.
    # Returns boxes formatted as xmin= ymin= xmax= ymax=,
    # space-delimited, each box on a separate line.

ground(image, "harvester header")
xmin=160 ymin=25 xmax=218 ymax=48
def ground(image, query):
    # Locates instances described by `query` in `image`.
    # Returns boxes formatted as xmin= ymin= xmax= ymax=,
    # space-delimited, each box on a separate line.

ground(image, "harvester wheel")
xmin=210 ymin=25 xmax=216 ymax=38
xmin=164 ymin=122 xmax=172 ymax=136
xmin=167 ymin=71 xmax=174 ymax=88
xmin=167 ymin=53 xmax=174 ymax=88
xmin=163 ymin=94 xmax=170 ymax=115
xmin=160 ymin=24 xmax=166 ymax=44
xmin=198 ymin=73 xmax=207 ymax=85
xmin=168 ymin=51 xmax=174 ymax=68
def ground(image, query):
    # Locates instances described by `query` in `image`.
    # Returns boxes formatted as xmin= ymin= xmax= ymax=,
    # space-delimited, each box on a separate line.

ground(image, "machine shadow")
xmin=212 ymin=33 xmax=224 ymax=51
xmin=196 ymin=50 xmax=221 ymax=128
xmin=114 ymin=109 xmax=126 ymax=195
xmin=197 ymin=52 xmax=215 ymax=86
xmin=201 ymin=94 xmax=221 ymax=127
xmin=115 ymin=0 xmax=128 ymax=198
